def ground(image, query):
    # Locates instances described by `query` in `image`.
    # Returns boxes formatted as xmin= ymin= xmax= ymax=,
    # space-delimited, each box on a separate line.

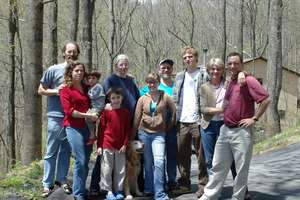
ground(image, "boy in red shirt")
xmin=97 ymin=87 xmax=131 ymax=200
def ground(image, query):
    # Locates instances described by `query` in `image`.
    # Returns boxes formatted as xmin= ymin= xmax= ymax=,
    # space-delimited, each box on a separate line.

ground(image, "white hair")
xmin=115 ymin=54 xmax=129 ymax=66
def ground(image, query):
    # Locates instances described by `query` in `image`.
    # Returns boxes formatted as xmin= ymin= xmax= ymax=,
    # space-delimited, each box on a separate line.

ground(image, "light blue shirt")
xmin=139 ymin=81 xmax=174 ymax=97
xmin=40 ymin=63 xmax=66 ymax=118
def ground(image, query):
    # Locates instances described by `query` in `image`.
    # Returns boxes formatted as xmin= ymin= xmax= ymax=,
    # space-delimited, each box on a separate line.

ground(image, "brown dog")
xmin=124 ymin=140 xmax=144 ymax=200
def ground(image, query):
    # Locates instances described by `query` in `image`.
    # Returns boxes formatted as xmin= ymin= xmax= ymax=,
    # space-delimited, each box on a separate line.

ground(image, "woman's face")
xmin=115 ymin=59 xmax=129 ymax=77
xmin=147 ymin=79 xmax=159 ymax=93
xmin=72 ymin=64 xmax=85 ymax=83
xmin=209 ymin=64 xmax=223 ymax=83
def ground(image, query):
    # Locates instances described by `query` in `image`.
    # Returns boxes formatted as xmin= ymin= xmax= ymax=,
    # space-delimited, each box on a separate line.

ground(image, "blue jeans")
xmin=42 ymin=117 xmax=71 ymax=188
xmin=90 ymin=155 xmax=101 ymax=192
xmin=201 ymin=121 xmax=238 ymax=178
xmin=165 ymin=126 xmax=177 ymax=187
xmin=66 ymin=126 xmax=92 ymax=199
xmin=138 ymin=129 xmax=168 ymax=200
xmin=201 ymin=120 xmax=223 ymax=175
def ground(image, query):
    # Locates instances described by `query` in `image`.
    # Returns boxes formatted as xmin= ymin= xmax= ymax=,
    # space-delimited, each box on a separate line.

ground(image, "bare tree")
xmin=237 ymin=0 xmax=244 ymax=57
xmin=45 ymin=0 xmax=58 ymax=66
xmin=68 ymin=0 xmax=79 ymax=41
xmin=266 ymin=0 xmax=283 ymax=134
xmin=221 ymin=0 xmax=227 ymax=62
xmin=22 ymin=0 xmax=43 ymax=165
xmin=82 ymin=0 xmax=96 ymax=71
xmin=7 ymin=0 xmax=18 ymax=167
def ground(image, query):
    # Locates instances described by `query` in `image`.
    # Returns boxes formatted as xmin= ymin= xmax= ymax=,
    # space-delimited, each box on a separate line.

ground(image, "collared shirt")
xmin=223 ymin=76 xmax=269 ymax=126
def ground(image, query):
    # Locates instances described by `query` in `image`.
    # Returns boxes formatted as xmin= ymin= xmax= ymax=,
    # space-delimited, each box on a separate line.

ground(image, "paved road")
xmin=47 ymin=142 xmax=300 ymax=200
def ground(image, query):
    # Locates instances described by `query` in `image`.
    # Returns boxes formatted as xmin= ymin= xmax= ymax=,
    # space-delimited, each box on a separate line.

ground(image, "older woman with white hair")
xmin=89 ymin=54 xmax=140 ymax=196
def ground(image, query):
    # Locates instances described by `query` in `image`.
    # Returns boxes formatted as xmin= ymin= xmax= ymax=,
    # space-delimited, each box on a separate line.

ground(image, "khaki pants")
xmin=202 ymin=125 xmax=253 ymax=200
xmin=176 ymin=122 xmax=208 ymax=188
xmin=101 ymin=148 xmax=125 ymax=192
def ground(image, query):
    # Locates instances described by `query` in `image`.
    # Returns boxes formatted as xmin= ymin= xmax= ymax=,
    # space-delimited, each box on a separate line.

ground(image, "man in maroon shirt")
xmin=199 ymin=52 xmax=270 ymax=200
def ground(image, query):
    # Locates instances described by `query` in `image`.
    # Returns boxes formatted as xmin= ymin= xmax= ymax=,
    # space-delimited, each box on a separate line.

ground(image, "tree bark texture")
xmin=82 ymin=0 xmax=95 ymax=71
xmin=266 ymin=0 xmax=283 ymax=134
xmin=46 ymin=0 xmax=58 ymax=66
xmin=22 ymin=0 xmax=43 ymax=165
xmin=68 ymin=0 xmax=79 ymax=41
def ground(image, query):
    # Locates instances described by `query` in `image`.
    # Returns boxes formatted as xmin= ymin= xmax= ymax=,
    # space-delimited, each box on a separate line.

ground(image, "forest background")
xmin=0 ymin=0 xmax=298 ymax=173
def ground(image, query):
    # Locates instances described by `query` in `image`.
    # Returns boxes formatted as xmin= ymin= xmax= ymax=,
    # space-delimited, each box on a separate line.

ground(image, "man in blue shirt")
xmin=140 ymin=59 xmax=177 ymax=191
xmin=38 ymin=41 xmax=80 ymax=197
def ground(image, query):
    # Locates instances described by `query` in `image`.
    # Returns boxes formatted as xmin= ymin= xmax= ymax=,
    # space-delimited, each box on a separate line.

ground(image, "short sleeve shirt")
xmin=40 ymin=63 xmax=66 ymax=117
xmin=223 ymin=76 xmax=269 ymax=126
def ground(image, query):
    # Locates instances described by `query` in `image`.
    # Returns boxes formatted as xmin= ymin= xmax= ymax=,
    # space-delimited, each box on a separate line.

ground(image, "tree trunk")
xmin=108 ymin=0 xmax=116 ymax=73
xmin=266 ymin=0 xmax=283 ymax=134
xmin=237 ymin=0 xmax=244 ymax=57
xmin=22 ymin=0 xmax=43 ymax=165
xmin=68 ymin=0 xmax=79 ymax=41
xmin=46 ymin=0 xmax=58 ymax=66
xmin=7 ymin=0 xmax=18 ymax=167
xmin=221 ymin=0 xmax=227 ymax=62
xmin=82 ymin=0 xmax=95 ymax=71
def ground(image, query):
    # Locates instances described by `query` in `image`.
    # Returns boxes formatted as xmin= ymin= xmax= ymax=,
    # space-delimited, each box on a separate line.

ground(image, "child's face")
xmin=110 ymin=93 xmax=123 ymax=108
xmin=87 ymin=75 xmax=98 ymax=87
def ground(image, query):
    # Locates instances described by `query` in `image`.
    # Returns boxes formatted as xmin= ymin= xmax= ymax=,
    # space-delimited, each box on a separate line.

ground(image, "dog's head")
xmin=128 ymin=140 xmax=144 ymax=154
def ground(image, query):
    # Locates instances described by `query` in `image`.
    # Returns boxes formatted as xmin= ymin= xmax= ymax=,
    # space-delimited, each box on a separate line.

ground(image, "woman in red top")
xmin=60 ymin=61 xmax=98 ymax=200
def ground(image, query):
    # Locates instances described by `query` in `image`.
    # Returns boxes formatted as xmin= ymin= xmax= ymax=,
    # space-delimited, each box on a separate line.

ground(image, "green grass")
xmin=1 ymin=125 xmax=300 ymax=199
xmin=0 ymin=161 xmax=43 ymax=199
xmin=253 ymin=124 xmax=300 ymax=154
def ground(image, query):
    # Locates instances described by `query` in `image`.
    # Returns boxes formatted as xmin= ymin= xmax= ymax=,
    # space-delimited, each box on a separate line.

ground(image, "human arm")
xmin=166 ymin=95 xmax=176 ymax=131
xmin=130 ymin=98 xmax=143 ymax=140
xmin=38 ymin=83 xmax=65 ymax=96
xmin=60 ymin=87 xmax=98 ymax=121
xmin=239 ymin=97 xmax=271 ymax=127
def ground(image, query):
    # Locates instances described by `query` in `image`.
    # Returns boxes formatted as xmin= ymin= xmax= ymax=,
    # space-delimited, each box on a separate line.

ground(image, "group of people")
xmin=39 ymin=41 xmax=270 ymax=200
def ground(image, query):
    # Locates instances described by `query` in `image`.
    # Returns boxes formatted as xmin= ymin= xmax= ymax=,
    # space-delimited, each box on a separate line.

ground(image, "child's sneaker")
xmin=106 ymin=191 xmax=116 ymax=200
xmin=114 ymin=191 xmax=124 ymax=200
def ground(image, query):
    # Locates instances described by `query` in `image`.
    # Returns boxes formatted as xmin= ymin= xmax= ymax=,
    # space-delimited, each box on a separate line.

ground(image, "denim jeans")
xmin=90 ymin=155 xmax=101 ymax=192
xmin=201 ymin=120 xmax=223 ymax=175
xmin=201 ymin=121 xmax=238 ymax=178
xmin=165 ymin=126 xmax=177 ymax=187
xmin=66 ymin=126 xmax=92 ymax=199
xmin=138 ymin=129 xmax=168 ymax=200
xmin=42 ymin=117 xmax=71 ymax=188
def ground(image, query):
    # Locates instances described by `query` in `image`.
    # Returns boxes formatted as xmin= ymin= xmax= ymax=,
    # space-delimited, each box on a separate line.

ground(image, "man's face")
xmin=158 ymin=63 xmax=173 ymax=79
xmin=183 ymin=53 xmax=197 ymax=69
xmin=227 ymin=56 xmax=242 ymax=77
xmin=64 ymin=43 xmax=79 ymax=61
xmin=115 ymin=59 xmax=129 ymax=77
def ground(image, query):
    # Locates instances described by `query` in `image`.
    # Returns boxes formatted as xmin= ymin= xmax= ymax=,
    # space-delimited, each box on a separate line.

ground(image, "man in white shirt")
xmin=172 ymin=46 xmax=208 ymax=197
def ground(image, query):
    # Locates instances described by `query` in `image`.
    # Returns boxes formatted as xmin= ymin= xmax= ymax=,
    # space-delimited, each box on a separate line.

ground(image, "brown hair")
xmin=106 ymin=87 xmax=124 ymax=103
xmin=64 ymin=60 xmax=86 ymax=86
xmin=87 ymin=70 xmax=101 ymax=79
xmin=61 ymin=41 xmax=80 ymax=59
xmin=145 ymin=72 xmax=160 ymax=83
xmin=181 ymin=46 xmax=199 ymax=62
xmin=227 ymin=52 xmax=243 ymax=63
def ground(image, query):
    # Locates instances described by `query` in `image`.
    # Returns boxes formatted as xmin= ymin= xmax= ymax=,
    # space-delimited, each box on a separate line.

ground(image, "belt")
xmin=225 ymin=124 xmax=240 ymax=128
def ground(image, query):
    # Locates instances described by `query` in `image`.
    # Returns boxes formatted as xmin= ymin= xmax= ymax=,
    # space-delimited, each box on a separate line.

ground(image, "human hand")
xmin=239 ymin=117 xmax=256 ymax=128
xmin=87 ymin=113 xmax=98 ymax=122
xmin=96 ymin=147 xmax=102 ymax=155
xmin=119 ymin=145 xmax=126 ymax=153
xmin=104 ymin=103 xmax=112 ymax=110
xmin=57 ymin=83 xmax=66 ymax=95
xmin=237 ymin=72 xmax=246 ymax=86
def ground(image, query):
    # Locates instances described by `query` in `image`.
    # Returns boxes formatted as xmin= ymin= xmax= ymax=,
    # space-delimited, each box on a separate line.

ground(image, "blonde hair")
xmin=181 ymin=46 xmax=198 ymax=62
xmin=206 ymin=58 xmax=225 ymax=73
xmin=114 ymin=54 xmax=129 ymax=67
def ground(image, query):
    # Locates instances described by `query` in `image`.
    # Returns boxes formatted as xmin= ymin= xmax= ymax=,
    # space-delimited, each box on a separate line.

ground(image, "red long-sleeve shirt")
xmin=60 ymin=85 xmax=90 ymax=128
xmin=97 ymin=108 xmax=131 ymax=150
